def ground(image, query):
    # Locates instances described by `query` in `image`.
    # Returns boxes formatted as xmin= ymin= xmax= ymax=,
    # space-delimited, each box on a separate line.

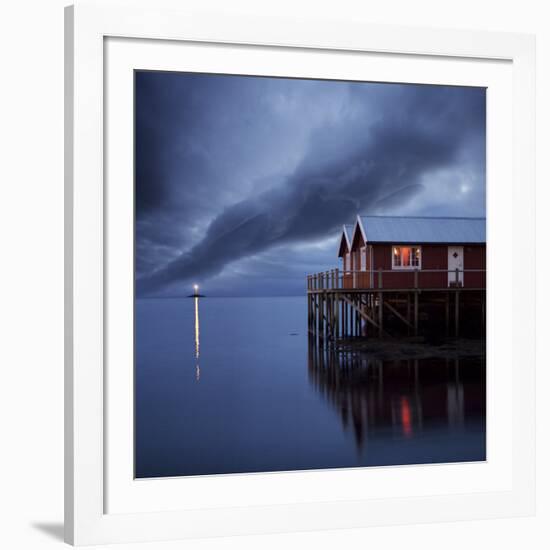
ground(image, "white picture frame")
xmin=65 ymin=0 xmax=535 ymax=545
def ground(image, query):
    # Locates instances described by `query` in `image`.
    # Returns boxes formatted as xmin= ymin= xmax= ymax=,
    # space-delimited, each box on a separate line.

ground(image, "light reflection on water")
xmin=135 ymin=296 xmax=485 ymax=478
xmin=307 ymin=344 xmax=482 ymax=452
xmin=194 ymin=296 xmax=200 ymax=381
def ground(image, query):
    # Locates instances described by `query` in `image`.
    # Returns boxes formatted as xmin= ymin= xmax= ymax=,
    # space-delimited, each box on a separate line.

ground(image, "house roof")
xmin=337 ymin=224 xmax=354 ymax=256
xmin=356 ymin=215 xmax=486 ymax=244
xmin=343 ymin=224 xmax=353 ymax=246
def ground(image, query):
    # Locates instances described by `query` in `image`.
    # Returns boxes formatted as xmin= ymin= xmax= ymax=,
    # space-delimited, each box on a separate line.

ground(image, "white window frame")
xmin=391 ymin=245 xmax=422 ymax=270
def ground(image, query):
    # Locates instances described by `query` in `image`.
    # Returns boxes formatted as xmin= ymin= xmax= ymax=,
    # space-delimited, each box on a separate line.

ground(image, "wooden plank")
xmin=384 ymin=299 xmax=413 ymax=328
xmin=307 ymin=287 xmax=485 ymax=294
xmin=341 ymin=295 xmax=382 ymax=331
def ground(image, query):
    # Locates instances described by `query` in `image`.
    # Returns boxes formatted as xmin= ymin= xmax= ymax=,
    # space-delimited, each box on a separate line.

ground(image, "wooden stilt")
xmin=334 ymin=293 xmax=339 ymax=341
xmin=407 ymin=293 xmax=411 ymax=336
xmin=322 ymin=292 xmax=326 ymax=344
xmin=455 ymin=290 xmax=460 ymax=338
xmin=312 ymin=294 xmax=319 ymax=344
xmin=414 ymin=292 xmax=419 ymax=336
xmin=378 ymin=292 xmax=383 ymax=338
xmin=326 ymin=292 xmax=330 ymax=343
xmin=308 ymin=295 xmax=312 ymax=334
xmin=307 ymin=281 xmax=484 ymax=344
xmin=342 ymin=300 xmax=348 ymax=338
xmin=356 ymin=296 xmax=361 ymax=335
xmin=353 ymin=296 xmax=358 ymax=337
xmin=481 ymin=296 xmax=485 ymax=336
xmin=445 ymin=291 xmax=450 ymax=336
xmin=349 ymin=294 xmax=356 ymax=337
xmin=334 ymin=269 xmax=339 ymax=340
xmin=324 ymin=292 xmax=328 ymax=343
xmin=350 ymin=297 xmax=353 ymax=337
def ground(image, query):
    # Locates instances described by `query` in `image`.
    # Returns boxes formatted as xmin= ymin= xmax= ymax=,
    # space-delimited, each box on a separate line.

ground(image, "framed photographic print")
xmin=65 ymin=0 xmax=536 ymax=545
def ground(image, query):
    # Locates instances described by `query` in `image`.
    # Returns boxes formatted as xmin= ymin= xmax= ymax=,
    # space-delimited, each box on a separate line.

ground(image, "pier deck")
xmin=307 ymin=269 xmax=485 ymax=344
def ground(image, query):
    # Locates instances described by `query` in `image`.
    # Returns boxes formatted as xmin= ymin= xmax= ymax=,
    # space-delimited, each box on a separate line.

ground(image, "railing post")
xmin=455 ymin=268 xmax=459 ymax=287
xmin=414 ymin=268 xmax=419 ymax=289
xmin=335 ymin=268 xmax=339 ymax=289
xmin=378 ymin=268 xmax=382 ymax=289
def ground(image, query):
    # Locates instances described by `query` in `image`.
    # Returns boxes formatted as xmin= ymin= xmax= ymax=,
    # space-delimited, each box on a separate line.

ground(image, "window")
xmin=392 ymin=246 xmax=421 ymax=269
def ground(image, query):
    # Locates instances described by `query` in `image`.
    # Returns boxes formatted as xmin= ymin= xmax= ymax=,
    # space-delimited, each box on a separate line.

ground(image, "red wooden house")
xmin=340 ymin=215 xmax=486 ymax=290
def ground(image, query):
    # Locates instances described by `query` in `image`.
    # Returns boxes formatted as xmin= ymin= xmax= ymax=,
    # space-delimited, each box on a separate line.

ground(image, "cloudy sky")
xmin=135 ymin=71 xmax=485 ymax=297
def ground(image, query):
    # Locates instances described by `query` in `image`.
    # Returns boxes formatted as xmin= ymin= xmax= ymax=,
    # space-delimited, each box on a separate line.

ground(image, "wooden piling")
xmin=481 ymin=296 xmax=485 ymax=334
xmin=334 ymin=269 xmax=340 ymax=340
xmin=307 ymin=268 xmax=484 ymax=343
xmin=407 ymin=293 xmax=411 ymax=336
xmin=445 ymin=291 xmax=450 ymax=336
xmin=378 ymin=292 xmax=383 ymax=338
xmin=414 ymin=292 xmax=419 ymax=336
xmin=355 ymin=296 xmax=361 ymax=336
xmin=455 ymin=290 xmax=460 ymax=337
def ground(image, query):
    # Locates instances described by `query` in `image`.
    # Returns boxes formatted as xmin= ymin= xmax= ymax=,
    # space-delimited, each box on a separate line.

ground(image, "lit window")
xmin=392 ymin=246 xmax=421 ymax=269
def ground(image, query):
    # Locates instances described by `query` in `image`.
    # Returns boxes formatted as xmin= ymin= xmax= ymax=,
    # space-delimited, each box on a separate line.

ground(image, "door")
xmin=448 ymin=246 xmax=464 ymax=287
xmin=360 ymin=247 xmax=367 ymax=287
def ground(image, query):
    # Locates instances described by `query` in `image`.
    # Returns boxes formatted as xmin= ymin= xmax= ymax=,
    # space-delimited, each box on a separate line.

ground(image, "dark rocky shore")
xmin=333 ymin=337 xmax=485 ymax=361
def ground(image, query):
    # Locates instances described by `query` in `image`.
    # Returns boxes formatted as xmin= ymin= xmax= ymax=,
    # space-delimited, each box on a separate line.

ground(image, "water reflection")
xmin=308 ymin=341 xmax=485 ymax=451
xmin=194 ymin=296 xmax=200 ymax=381
xmin=136 ymin=297 xmax=486 ymax=477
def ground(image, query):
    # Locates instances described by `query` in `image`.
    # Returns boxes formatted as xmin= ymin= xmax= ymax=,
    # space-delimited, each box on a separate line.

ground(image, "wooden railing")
xmin=307 ymin=268 xmax=486 ymax=291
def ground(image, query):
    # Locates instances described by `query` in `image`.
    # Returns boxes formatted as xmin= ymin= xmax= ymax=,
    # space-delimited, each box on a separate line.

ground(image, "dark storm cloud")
xmin=135 ymin=73 xmax=485 ymax=296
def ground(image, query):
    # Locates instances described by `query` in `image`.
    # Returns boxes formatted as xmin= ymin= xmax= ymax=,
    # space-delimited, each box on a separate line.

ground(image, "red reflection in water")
xmin=401 ymin=396 xmax=412 ymax=437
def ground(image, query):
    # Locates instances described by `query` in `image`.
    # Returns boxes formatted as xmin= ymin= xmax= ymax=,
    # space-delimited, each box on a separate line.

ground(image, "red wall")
xmin=368 ymin=244 xmax=486 ymax=289
xmin=464 ymin=245 xmax=486 ymax=288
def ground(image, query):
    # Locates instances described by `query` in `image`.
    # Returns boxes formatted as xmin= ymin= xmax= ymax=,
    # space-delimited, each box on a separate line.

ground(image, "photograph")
xmin=134 ymin=70 xmax=486 ymax=479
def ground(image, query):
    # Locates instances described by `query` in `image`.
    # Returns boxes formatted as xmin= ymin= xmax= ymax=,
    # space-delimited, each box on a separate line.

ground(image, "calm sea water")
xmin=135 ymin=296 xmax=485 ymax=478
